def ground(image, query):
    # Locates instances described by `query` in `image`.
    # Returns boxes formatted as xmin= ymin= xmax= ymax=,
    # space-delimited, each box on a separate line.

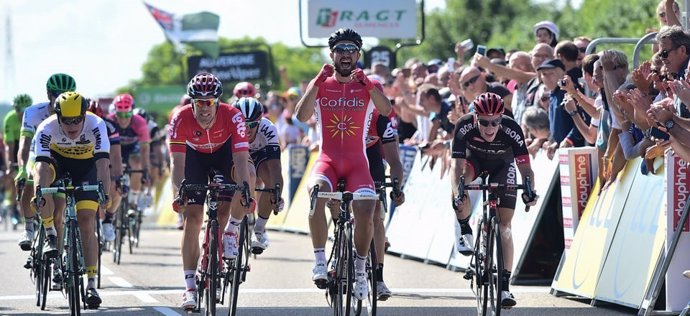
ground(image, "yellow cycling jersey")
xmin=34 ymin=112 xmax=110 ymax=162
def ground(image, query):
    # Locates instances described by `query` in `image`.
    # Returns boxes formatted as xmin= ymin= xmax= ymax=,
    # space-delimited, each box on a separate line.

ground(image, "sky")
xmin=0 ymin=0 xmax=446 ymax=104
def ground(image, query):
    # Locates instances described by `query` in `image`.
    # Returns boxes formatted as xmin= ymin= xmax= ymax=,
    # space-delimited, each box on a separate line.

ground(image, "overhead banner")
xmin=307 ymin=0 xmax=417 ymax=39
xmin=187 ymin=51 xmax=269 ymax=82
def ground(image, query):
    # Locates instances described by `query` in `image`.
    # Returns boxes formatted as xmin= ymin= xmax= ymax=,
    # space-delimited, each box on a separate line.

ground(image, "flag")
xmin=144 ymin=2 xmax=220 ymax=58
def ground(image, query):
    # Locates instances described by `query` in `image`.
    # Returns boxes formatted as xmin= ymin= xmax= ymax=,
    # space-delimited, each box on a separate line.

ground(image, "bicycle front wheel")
xmin=227 ymin=217 xmax=248 ymax=316
xmin=204 ymin=221 xmax=218 ymax=316
xmin=489 ymin=218 xmax=504 ymax=316
xmin=474 ymin=220 xmax=490 ymax=316
xmin=332 ymin=223 xmax=353 ymax=316
xmin=67 ymin=224 xmax=82 ymax=316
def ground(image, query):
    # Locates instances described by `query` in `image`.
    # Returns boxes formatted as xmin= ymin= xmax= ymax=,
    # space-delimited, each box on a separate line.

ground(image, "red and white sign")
xmin=306 ymin=0 xmax=417 ymax=39
xmin=558 ymin=147 xmax=597 ymax=251
xmin=664 ymin=152 xmax=690 ymax=311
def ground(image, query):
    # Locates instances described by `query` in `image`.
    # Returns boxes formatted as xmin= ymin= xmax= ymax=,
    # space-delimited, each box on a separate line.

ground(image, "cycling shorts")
xmin=311 ymin=153 xmax=375 ymax=194
xmin=122 ymin=143 xmax=141 ymax=163
xmin=250 ymin=146 xmax=280 ymax=170
xmin=465 ymin=155 xmax=518 ymax=209
xmin=46 ymin=154 xmax=99 ymax=211
xmin=366 ymin=144 xmax=385 ymax=188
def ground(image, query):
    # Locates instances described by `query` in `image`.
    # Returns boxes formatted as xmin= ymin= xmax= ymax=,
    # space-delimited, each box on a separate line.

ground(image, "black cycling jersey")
xmin=451 ymin=113 xmax=530 ymax=164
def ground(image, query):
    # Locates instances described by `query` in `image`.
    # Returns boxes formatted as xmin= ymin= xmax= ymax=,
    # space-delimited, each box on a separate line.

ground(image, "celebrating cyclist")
xmin=107 ymin=94 xmax=151 ymax=213
xmin=4 ymin=94 xmax=33 ymax=227
xmin=294 ymin=28 xmax=391 ymax=300
xmin=17 ymin=74 xmax=75 ymax=254
xmin=450 ymin=92 xmax=537 ymax=307
xmin=233 ymin=97 xmax=284 ymax=253
xmin=168 ymin=73 xmax=255 ymax=310
xmin=33 ymin=91 xmax=111 ymax=308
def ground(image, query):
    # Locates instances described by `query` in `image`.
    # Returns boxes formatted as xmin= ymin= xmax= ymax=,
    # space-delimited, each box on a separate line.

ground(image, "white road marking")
xmin=108 ymin=276 xmax=134 ymax=288
xmin=0 ymin=287 xmax=550 ymax=301
xmin=100 ymin=265 xmax=114 ymax=276
xmin=154 ymin=307 xmax=183 ymax=316
xmin=134 ymin=292 xmax=159 ymax=303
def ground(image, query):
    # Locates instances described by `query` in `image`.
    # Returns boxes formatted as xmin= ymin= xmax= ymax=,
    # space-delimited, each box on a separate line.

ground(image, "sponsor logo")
xmin=502 ymin=126 xmax=524 ymax=147
xmin=456 ymin=122 xmax=474 ymax=136
xmin=574 ymin=154 xmax=591 ymax=216
xmin=232 ymin=112 xmax=247 ymax=138
xmin=382 ymin=122 xmax=397 ymax=139
xmin=325 ymin=113 xmax=360 ymax=140
xmin=674 ymin=157 xmax=690 ymax=232
xmin=93 ymin=127 xmax=102 ymax=150
xmin=76 ymin=134 xmax=89 ymax=145
xmin=39 ymin=133 xmax=51 ymax=151
xmin=317 ymin=97 xmax=365 ymax=108
xmin=316 ymin=8 xmax=409 ymax=27
xmin=260 ymin=125 xmax=276 ymax=141
xmin=290 ymin=147 xmax=308 ymax=179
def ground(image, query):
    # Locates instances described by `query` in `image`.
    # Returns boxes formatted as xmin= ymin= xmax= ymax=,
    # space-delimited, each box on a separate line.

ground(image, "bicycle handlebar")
xmin=35 ymin=181 xmax=107 ymax=206
xmin=455 ymin=175 xmax=535 ymax=212
xmin=177 ymin=180 xmax=251 ymax=208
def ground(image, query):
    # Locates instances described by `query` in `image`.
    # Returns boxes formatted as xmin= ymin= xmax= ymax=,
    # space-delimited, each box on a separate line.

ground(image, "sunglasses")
xmin=49 ymin=91 xmax=63 ymax=98
xmin=660 ymin=46 xmax=679 ymax=59
xmin=578 ymin=47 xmax=587 ymax=53
xmin=659 ymin=12 xmax=666 ymax=18
xmin=477 ymin=118 xmax=502 ymax=127
xmin=61 ymin=116 xmax=84 ymax=126
xmin=236 ymin=89 xmax=253 ymax=97
xmin=332 ymin=43 xmax=359 ymax=55
xmin=192 ymin=98 xmax=219 ymax=108
xmin=116 ymin=111 xmax=133 ymax=119
xmin=246 ymin=121 xmax=259 ymax=129
xmin=462 ymin=75 xmax=480 ymax=88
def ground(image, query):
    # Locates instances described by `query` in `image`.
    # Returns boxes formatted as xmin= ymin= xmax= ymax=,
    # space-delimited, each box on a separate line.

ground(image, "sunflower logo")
xmin=326 ymin=113 xmax=360 ymax=142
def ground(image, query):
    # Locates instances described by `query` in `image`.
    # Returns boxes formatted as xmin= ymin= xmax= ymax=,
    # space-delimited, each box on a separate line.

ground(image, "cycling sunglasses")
xmin=659 ymin=46 xmax=680 ymax=59
xmin=193 ymin=98 xmax=219 ymax=108
xmin=332 ymin=43 xmax=359 ymax=54
xmin=61 ymin=116 xmax=84 ymax=126
xmin=462 ymin=75 xmax=480 ymax=88
xmin=246 ymin=121 xmax=259 ymax=129
xmin=116 ymin=111 xmax=133 ymax=119
xmin=236 ymin=89 xmax=253 ymax=97
xmin=477 ymin=118 xmax=502 ymax=127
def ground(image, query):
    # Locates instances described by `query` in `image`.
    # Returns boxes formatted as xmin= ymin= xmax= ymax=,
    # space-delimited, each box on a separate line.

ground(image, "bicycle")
xmin=25 ymin=212 xmax=50 ymax=311
xmin=177 ymin=176 xmax=250 ymax=316
xmin=35 ymin=177 xmax=106 ymax=315
xmin=126 ymin=168 xmax=147 ymax=250
xmin=310 ymin=179 xmax=379 ymax=316
xmin=458 ymin=174 xmax=534 ymax=316
xmin=252 ymin=182 xmax=282 ymax=255
xmin=112 ymin=167 xmax=145 ymax=264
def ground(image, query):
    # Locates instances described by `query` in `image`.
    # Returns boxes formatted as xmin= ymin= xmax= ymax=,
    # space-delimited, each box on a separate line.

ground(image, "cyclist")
xmin=233 ymin=81 xmax=257 ymax=98
xmin=17 ymin=73 xmax=75 ymax=253
xmin=87 ymin=101 xmax=123 ymax=242
xmin=133 ymin=108 xmax=165 ymax=188
xmin=33 ymin=91 xmax=111 ymax=308
xmin=4 ymin=94 xmax=33 ymax=227
xmin=107 ymin=94 xmax=151 ymax=214
xmin=233 ymin=97 xmax=284 ymax=253
xmin=294 ymin=28 xmax=392 ymax=300
xmin=450 ymin=92 xmax=537 ymax=307
xmin=366 ymin=108 xmax=406 ymax=301
xmin=170 ymin=94 xmax=192 ymax=230
xmin=169 ymin=72 xmax=255 ymax=310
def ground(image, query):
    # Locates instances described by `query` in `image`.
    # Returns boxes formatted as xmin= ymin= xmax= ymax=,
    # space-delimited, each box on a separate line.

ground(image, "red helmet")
xmin=187 ymin=72 xmax=223 ymax=98
xmin=472 ymin=92 xmax=504 ymax=116
xmin=233 ymin=82 xmax=256 ymax=98
xmin=113 ymin=94 xmax=135 ymax=113
xmin=87 ymin=99 xmax=103 ymax=117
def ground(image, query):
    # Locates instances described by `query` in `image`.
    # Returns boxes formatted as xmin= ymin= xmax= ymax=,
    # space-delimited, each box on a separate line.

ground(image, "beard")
xmin=334 ymin=60 xmax=354 ymax=77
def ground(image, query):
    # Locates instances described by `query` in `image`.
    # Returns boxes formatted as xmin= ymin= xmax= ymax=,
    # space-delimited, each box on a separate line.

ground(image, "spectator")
xmin=522 ymin=106 xmax=551 ymax=157
xmin=657 ymin=0 xmax=681 ymax=27
xmin=418 ymin=84 xmax=454 ymax=142
xmin=487 ymin=48 xmax=507 ymax=60
xmin=656 ymin=25 xmax=690 ymax=81
xmin=556 ymin=41 xmax=583 ymax=85
xmin=537 ymin=59 xmax=586 ymax=159
xmin=427 ymin=59 xmax=444 ymax=74
xmin=534 ymin=20 xmax=559 ymax=47
xmin=458 ymin=66 xmax=513 ymax=115
xmin=573 ymin=36 xmax=592 ymax=67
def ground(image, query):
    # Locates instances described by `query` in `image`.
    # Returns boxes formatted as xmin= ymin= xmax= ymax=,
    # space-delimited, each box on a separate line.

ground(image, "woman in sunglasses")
xmin=449 ymin=92 xmax=537 ymax=308
xmin=33 ymin=91 xmax=112 ymax=308
xmin=106 ymin=94 xmax=151 ymax=213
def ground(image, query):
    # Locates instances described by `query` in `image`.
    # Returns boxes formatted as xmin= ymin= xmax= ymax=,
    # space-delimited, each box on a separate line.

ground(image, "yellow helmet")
xmin=54 ymin=91 xmax=87 ymax=118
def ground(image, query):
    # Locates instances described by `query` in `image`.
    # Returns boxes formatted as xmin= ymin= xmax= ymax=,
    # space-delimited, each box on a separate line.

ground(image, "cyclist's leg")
xmin=224 ymin=155 xmax=256 ymax=257
xmin=307 ymin=159 xmax=335 ymax=285
xmin=33 ymin=161 xmax=59 ymax=252
xmin=253 ymin=156 xmax=281 ymax=250
xmin=127 ymin=145 xmax=144 ymax=206
xmin=348 ymin=166 xmax=377 ymax=300
xmin=367 ymin=147 xmax=390 ymax=297
xmin=494 ymin=161 xmax=518 ymax=306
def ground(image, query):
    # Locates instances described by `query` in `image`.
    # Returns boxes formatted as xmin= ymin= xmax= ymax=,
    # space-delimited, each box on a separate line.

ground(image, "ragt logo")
xmin=317 ymin=97 xmax=365 ymax=108
xmin=316 ymin=8 xmax=409 ymax=27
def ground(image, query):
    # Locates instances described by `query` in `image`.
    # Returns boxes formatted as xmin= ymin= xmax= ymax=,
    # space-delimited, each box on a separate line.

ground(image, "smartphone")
xmin=476 ymin=45 xmax=487 ymax=56
xmin=650 ymin=127 xmax=670 ymax=141
xmin=460 ymin=39 xmax=474 ymax=51
xmin=401 ymin=68 xmax=411 ymax=78
xmin=447 ymin=57 xmax=456 ymax=72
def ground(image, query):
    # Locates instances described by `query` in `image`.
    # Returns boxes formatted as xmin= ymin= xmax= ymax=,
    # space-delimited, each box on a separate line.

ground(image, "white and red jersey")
xmin=168 ymin=104 xmax=249 ymax=154
xmin=106 ymin=113 xmax=150 ymax=147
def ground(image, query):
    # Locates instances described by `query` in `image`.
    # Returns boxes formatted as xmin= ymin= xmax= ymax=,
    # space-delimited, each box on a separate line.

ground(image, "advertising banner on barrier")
xmin=306 ymin=0 xmax=417 ymax=39
xmin=664 ymin=153 xmax=690 ymax=311
xmin=281 ymin=152 xmax=319 ymax=234
xmin=398 ymin=145 xmax=417 ymax=189
xmin=558 ymin=147 xmax=598 ymax=252
xmin=595 ymin=158 xmax=666 ymax=308
xmin=551 ymin=160 xmax=638 ymax=298
xmin=287 ymin=145 xmax=309 ymax=204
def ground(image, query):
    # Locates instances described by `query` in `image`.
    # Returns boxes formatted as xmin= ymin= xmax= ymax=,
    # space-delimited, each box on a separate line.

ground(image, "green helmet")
xmin=13 ymin=94 xmax=33 ymax=111
xmin=46 ymin=73 xmax=76 ymax=95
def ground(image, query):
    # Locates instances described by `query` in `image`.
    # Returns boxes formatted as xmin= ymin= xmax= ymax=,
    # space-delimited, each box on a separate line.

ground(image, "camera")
xmin=558 ymin=79 xmax=566 ymax=87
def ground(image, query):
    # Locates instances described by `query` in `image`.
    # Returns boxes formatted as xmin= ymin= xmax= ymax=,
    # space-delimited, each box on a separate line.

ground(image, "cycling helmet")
xmin=234 ymin=97 xmax=263 ymax=122
xmin=87 ymin=99 xmax=104 ymax=117
xmin=328 ymin=28 xmax=363 ymax=50
xmin=187 ymin=72 xmax=223 ymax=98
xmin=54 ymin=92 xmax=88 ymax=118
xmin=472 ymin=92 xmax=505 ymax=116
xmin=133 ymin=108 xmax=151 ymax=122
xmin=233 ymin=82 xmax=256 ymax=98
xmin=113 ymin=94 xmax=135 ymax=113
xmin=13 ymin=94 xmax=33 ymax=112
xmin=46 ymin=73 xmax=76 ymax=94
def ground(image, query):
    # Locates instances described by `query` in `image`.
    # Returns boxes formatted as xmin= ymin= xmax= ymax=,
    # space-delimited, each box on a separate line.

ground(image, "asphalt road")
xmin=0 ymin=225 xmax=636 ymax=316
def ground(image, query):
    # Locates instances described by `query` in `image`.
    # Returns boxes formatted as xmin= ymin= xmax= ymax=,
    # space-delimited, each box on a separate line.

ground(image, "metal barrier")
xmin=632 ymin=32 xmax=658 ymax=69
xmin=583 ymin=37 xmax=646 ymax=96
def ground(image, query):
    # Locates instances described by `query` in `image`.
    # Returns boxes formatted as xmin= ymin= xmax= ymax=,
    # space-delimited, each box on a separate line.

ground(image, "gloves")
xmin=15 ymin=166 xmax=27 ymax=184
xmin=352 ymin=68 xmax=375 ymax=91
xmin=314 ymin=64 xmax=334 ymax=87
xmin=521 ymin=191 xmax=537 ymax=205
xmin=172 ymin=196 xmax=184 ymax=213
xmin=452 ymin=193 xmax=466 ymax=211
